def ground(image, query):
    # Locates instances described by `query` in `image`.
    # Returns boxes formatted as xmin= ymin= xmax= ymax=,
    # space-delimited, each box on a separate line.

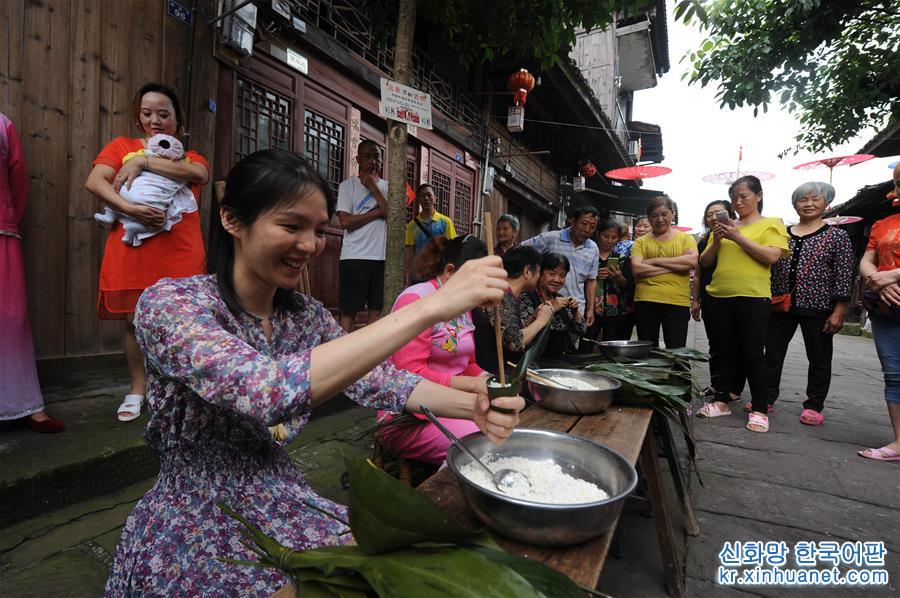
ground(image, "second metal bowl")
xmin=593 ymin=339 xmax=654 ymax=359
xmin=527 ymin=368 xmax=620 ymax=415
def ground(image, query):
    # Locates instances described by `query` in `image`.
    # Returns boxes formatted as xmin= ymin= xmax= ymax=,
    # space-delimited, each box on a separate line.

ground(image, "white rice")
xmin=460 ymin=455 xmax=609 ymax=504
xmin=546 ymin=375 xmax=599 ymax=390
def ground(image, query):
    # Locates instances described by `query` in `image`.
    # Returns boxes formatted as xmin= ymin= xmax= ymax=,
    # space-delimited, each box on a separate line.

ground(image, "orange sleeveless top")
xmin=94 ymin=137 xmax=208 ymax=319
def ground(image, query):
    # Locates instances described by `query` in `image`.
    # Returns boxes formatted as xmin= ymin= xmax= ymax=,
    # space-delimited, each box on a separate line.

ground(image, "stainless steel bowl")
xmin=446 ymin=429 xmax=638 ymax=546
xmin=594 ymin=339 xmax=654 ymax=358
xmin=527 ymin=368 xmax=620 ymax=415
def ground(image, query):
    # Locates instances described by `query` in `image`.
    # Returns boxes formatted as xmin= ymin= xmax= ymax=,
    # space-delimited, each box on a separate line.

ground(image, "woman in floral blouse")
xmin=520 ymin=252 xmax=586 ymax=361
xmin=764 ymin=182 xmax=853 ymax=426
xmin=585 ymin=219 xmax=633 ymax=344
xmin=474 ymin=245 xmax=553 ymax=373
xmin=103 ymin=150 xmax=523 ymax=597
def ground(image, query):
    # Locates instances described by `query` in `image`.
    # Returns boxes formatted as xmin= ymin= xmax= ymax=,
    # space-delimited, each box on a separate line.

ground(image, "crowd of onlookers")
xmin=2 ymin=83 xmax=898 ymax=594
xmin=378 ymin=165 xmax=900 ymax=463
xmin=1 ymin=84 xmax=898 ymax=467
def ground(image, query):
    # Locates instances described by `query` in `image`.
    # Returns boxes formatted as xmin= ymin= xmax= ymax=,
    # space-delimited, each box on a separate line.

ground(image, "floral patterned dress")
xmin=104 ymin=275 xmax=420 ymax=597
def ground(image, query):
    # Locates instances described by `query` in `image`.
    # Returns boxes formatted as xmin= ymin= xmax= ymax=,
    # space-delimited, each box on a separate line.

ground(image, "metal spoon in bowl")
xmin=419 ymin=404 xmax=532 ymax=494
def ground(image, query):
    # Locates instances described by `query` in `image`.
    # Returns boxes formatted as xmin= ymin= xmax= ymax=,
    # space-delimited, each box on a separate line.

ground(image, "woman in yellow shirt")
xmin=697 ymin=176 xmax=789 ymax=433
xmin=631 ymin=196 xmax=698 ymax=348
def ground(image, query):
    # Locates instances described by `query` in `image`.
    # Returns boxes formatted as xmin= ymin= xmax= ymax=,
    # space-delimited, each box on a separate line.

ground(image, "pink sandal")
xmin=799 ymin=409 xmax=824 ymax=426
xmin=697 ymin=402 xmax=731 ymax=418
xmin=746 ymin=412 xmax=769 ymax=433
xmin=743 ymin=402 xmax=774 ymax=414
xmin=857 ymin=447 xmax=900 ymax=462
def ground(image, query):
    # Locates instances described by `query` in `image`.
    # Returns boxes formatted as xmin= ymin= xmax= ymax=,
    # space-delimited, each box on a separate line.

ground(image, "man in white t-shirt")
xmin=336 ymin=140 xmax=389 ymax=331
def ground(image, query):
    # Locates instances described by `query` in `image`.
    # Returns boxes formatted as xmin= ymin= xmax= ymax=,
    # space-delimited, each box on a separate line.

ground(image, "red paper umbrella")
xmin=702 ymin=170 xmax=775 ymax=184
xmin=793 ymin=154 xmax=875 ymax=183
xmin=672 ymin=225 xmax=693 ymax=232
xmin=823 ymin=215 xmax=862 ymax=226
xmin=604 ymin=165 xmax=672 ymax=181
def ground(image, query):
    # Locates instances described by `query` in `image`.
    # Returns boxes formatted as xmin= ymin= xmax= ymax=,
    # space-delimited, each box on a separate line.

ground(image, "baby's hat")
xmin=147 ymin=134 xmax=184 ymax=160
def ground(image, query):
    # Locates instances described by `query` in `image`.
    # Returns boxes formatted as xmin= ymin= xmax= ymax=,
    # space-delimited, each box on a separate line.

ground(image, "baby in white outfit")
xmin=94 ymin=134 xmax=197 ymax=246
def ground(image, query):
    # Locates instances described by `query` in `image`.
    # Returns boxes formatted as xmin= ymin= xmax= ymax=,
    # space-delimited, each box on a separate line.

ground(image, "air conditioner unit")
xmin=222 ymin=0 xmax=257 ymax=56
xmin=628 ymin=140 xmax=640 ymax=160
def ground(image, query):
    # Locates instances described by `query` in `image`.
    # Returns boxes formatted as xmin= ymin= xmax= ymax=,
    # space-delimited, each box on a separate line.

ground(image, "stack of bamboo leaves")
xmin=220 ymin=458 xmax=588 ymax=597
xmin=564 ymin=347 xmax=710 ymax=459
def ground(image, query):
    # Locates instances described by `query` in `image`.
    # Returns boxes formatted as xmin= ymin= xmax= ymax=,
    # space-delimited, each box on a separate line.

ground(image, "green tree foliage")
xmin=364 ymin=0 xmax=645 ymax=69
xmin=674 ymin=0 xmax=900 ymax=152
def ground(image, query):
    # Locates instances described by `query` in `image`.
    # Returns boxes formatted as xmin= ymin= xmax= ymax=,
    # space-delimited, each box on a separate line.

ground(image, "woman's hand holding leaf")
xmin=473 ymin=392 xmax=522 ymax=444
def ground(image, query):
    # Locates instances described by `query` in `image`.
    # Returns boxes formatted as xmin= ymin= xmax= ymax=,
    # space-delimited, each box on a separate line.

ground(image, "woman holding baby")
xmin=85 ymin=83 xmax=209 ymax=422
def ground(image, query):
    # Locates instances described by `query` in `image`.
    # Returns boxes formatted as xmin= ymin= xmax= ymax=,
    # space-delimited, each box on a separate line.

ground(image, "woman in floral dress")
xmin=103 ymin=149 xmax=522 ymax=596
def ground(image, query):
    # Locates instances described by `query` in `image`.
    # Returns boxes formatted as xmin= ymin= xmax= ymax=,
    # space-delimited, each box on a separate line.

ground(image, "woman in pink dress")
xmin=378 ymin=234 xmax=490 ymax=464
xmin=0 ymin=112 xmax=64 ymax=432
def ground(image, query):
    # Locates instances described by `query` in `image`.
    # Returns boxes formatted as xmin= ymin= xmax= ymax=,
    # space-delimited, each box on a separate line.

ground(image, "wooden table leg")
xmin=654 ymin=414 xmax=701 ymax=537
xmin=640 ymin=429 xmax=686 ymax=598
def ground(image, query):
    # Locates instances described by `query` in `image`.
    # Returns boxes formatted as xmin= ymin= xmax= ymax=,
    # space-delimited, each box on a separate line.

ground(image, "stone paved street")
xmin=1 ymin=323 xmax=898 ymax=597
xmin=598 ymin=323 xmax=899 ymax=597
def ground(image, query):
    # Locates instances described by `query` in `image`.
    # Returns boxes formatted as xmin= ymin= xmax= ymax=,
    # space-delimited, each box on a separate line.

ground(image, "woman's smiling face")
xmin=230 ymin=190 xmax=330 ymax=291
xmin=541 ymin=264 xmax=568 ymax=294
xmin=138 ymin=92 xmax=178 ymax=138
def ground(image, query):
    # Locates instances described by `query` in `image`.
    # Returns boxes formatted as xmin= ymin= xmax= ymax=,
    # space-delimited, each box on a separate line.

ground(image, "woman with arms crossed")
xmin=857 ymin=164 xmax=900 ymax=461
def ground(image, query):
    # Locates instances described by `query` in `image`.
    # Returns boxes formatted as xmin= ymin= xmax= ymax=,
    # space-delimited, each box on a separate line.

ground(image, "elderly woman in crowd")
xmin=494 ymin=213 xmax=520 ymax=257
xmin=764 ymin=182 xmax=853 ymax=426
xmin=630 ymin=196 xmax=698 ymax=349
xmin=697 ymin=176 xmax=789 ymax=432
xmin=520 ymin=252 xmax=586 ymax=361
xmin=857 ymin=164 xmax=900 ymax=461
xmin=474 ymin=245 xmax=553 ymax=373
xmin=586 ymin=219 xmax=633 ymax=345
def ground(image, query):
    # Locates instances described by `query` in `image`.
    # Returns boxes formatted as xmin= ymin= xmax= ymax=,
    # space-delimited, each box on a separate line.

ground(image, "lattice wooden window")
xmin=304 ymin=108 xmax=346 ymax=198
xmin=234 ymin=78 xmax=292 ymax=162
xmin=431 ymin=170 xmax=451 ymax=216
xmin=453 ymin=180 xmax=473 ymax=235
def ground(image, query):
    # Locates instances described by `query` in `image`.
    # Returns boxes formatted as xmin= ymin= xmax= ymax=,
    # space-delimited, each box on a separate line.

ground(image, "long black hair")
xmin=700 ymin=200 xmax=736 ymax=236
xmin=208 ymin=149 xmax=336 ymax=315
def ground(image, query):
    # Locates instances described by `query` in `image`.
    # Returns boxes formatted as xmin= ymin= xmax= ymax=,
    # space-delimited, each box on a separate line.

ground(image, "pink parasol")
xmin=673 ymin=225 xmax=693 ymax=232
xmin=793 ymin=154 xmax=875 ymax=183
xmin=702 ymin=170 xmax=775 ymax=184
xmin=823 ymin=215 xmax=862 ymax=226
xmin=604 ymin=165 xmax=672 ymax=181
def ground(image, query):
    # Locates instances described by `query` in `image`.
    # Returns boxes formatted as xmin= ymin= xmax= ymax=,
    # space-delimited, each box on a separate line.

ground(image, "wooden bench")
xmin=417 ymin=403 xmax=692 ymax=597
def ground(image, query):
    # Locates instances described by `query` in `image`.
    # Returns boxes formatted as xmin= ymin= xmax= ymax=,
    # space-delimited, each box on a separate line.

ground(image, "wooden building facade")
xmin=1 ymin=0 xmax=218 ymax=360
xmin=4 ymin=0 xmax=639 ymax=363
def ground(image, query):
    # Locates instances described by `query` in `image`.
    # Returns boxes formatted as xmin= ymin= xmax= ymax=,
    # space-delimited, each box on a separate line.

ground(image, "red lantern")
xmin=507 ymin=68 xmax=536 ymax=106
xmin=581 ymin=161 xmax=597 ymax=178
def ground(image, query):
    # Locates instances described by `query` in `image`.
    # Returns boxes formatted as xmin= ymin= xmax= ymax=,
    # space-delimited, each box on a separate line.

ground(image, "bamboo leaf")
xmin=347 ymin=458 xmax=482 ymax=555
xmin=510 ymin=321 xmax=552 ymax=385
xmin=469 ymin=546 xmax=585 ymax=597
xmin=279 ymin=545 xmax=548 ymax=598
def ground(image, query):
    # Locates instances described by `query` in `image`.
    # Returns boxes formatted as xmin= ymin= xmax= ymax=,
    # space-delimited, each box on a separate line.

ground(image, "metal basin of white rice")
xmin=528 ymin=369 xmax=621 ymax=415
xmin=446 ymin=428 xmax=638 ymax=546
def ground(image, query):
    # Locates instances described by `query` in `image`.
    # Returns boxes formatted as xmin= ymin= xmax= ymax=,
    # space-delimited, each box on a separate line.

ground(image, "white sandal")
xmin=117 ymin=394 xmax=145 ymax=422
